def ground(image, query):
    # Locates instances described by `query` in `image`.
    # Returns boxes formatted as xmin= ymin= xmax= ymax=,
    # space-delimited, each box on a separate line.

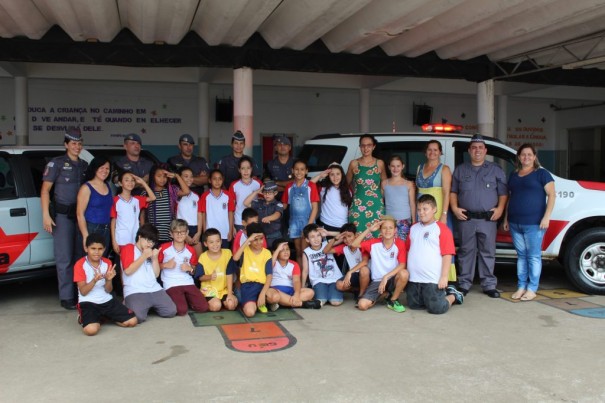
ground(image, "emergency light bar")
xmin=421 ymin=123 xmax=464 ymax=133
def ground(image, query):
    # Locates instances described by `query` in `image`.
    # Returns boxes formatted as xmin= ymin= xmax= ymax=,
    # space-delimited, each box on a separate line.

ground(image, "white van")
xmin=298 ymin=130 xmax=605 ymax=295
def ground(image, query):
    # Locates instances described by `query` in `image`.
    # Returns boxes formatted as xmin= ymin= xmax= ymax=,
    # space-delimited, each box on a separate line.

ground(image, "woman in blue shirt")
xmin=503 ymin=144 xmax=556 ymax=301
xmin=77 ymin=156 xmax=114 ymax=256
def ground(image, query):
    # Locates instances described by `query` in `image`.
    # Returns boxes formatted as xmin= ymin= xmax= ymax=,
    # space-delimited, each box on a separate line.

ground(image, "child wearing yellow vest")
xmin=194 ymin=228 xmax=238 ymax=312
xmin=233 ymin=223 xmax=273 ymax=317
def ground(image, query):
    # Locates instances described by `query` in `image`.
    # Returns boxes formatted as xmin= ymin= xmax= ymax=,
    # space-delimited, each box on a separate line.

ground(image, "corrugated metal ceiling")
xmin=0 ymin=0 xmax=604 ymax=85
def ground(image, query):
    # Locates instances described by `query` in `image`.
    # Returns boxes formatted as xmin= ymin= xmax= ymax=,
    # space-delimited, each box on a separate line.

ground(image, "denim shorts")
xmin=288 ymin=217 xmax=307 ymax=239
xmin=312 ymin=282 xmax=343 ymax=304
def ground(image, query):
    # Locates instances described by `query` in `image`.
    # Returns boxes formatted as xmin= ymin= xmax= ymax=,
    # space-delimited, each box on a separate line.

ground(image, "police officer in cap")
xmin=216 ymin=130 xmax=261 ymax=188
xmin=41 ymin=126 xmax=88 ymax=310
xmin=167 ymin=133 xmax=210 ymax=194
xmin=115 ymin=133 xmax=153 ymax=193
xmin=450 ymin=134 xmax=508 ymax=298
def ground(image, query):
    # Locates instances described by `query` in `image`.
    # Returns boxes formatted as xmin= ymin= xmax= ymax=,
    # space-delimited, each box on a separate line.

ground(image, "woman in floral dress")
xmin=346 ymin=134 xmax=386 ymax=238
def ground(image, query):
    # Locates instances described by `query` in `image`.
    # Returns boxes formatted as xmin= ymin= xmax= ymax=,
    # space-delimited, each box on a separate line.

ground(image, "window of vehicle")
xmin=22 ymin=151 xmax=67 ymax=197
xmin=454 ymin=141 xmax=516 ymax=177
xmin=376 ymin=141 xmax=427 ymax=180
xmin=297 ymin=144 xmax=347 ymax=172
xmin=0 ymin=155 xmax=17 ymax=199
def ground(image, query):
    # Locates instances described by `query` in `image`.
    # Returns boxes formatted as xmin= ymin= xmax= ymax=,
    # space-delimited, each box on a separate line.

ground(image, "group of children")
xmin=76 ymin=181 xmax=465 ymax=336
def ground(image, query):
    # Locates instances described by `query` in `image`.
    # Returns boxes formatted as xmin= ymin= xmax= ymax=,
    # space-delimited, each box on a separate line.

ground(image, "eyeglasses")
xmin=173 ymin=231 xmax=188 ymax=235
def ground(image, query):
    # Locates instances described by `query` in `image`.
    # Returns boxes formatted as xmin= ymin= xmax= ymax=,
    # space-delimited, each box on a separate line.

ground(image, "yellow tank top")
xmin=198 ymin=249 xmax=233 ymax=299
xmin=240 ymin=246 xmax=271 ymax=284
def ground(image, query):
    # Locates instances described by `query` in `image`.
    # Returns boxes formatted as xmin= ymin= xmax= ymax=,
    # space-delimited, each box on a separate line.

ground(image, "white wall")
xmin=27 ymin=79 xmax=197 ymax=145
xmin=0 ymin=75 xmax=603 ymax=176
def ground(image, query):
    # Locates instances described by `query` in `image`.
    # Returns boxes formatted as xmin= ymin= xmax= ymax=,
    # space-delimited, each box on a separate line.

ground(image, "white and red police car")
xmin=298 ymin=125 xmax=605 ymax=295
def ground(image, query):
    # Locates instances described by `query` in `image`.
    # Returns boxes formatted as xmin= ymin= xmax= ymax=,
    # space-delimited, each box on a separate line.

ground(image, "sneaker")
xmin=446 ymin=285 xmax=464 ymax=305
xmin=386 ymin=299 xmax=406 ymax=313
xmin=257 ymin=305 xmax=268 ymax=313
xmin=269 ymin=303 xmax=279 ymax=312
xmin=302 ymin=299 xmax=322 ymax=309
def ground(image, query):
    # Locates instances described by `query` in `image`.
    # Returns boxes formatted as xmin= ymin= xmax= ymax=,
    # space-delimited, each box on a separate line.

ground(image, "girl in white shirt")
xmin=311 ymin=163 xmax=352 ymax=232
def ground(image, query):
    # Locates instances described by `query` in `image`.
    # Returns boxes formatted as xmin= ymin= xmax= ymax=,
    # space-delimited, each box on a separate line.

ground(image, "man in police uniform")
xmin=41 ymin=127 xmax=88 ymax=310
xmin=216 ymin=130 xmax=261 ymax=188
xmin=115 ymin=133 xmax=154 ymax=189
xmin=167 ymin=133 xmax=210 ymax=194
xmin=450 ymin=134 xmax=508 ymax=298
xmin=265 ymin=135 xmax=293 ymax=195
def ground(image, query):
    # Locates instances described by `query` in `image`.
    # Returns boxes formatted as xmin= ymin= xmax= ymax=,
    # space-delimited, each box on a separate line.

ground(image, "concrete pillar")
xmin=497 ymin=95 xmax=508 ymax=143
xmin=198 ymin=82 xmax=210 ymax=160
xmin=233 ymin=67 xmax=254 ymax=157
xmin=477 ymin=79 xmax=494 ymax=137
xmin=360 ymin=88 xmax=370 ymax=132
xmin=15 ymin=76 xmax=28 ymax=145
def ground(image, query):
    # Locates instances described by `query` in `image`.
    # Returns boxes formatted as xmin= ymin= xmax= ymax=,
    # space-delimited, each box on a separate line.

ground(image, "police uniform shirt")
xmin=266 ymin=157 xmax=294 ymax=182
xmin=451 ymin=161 xmax=507 ymax=212
xmin=217 ymin=154 xmax=261 ymax=188
xmin=167 ymin=155 xmax=210 ymax=177
xmin=42 ymin=155 xmax=88 ymax=205
xmin=115 ymin=155 xmax=154 ymax=179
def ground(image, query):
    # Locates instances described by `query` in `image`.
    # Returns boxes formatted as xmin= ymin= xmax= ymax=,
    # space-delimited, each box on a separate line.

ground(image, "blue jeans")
xmin=509 ymin=223 xmax=545 ymax=292
xmin=312 ymin=282 xmax=343 ymax=304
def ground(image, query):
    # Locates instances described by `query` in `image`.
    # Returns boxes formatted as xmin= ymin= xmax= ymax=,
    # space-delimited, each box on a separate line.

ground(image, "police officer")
xmin=167 ymin=133 xmax=210 ymax=194
xmin=265 ymin=135 xmax=293 ymax=196
xmin=41 ymin=127 xmax=88 ymax=310
xmin=216 ymin=130 xmax=261 ymax=188
xmin=265 ymin=135 xmax=293 ymax=238
xmin=115 ymin=133 xmax=153 ymax=193
xmin=450 ymin=134 xmax=507 ymax=298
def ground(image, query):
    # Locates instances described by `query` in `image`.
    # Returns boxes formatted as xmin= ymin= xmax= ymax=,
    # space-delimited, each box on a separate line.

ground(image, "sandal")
xmin=521 ymin=290 xmax=537 ymax=301
xmin=511 ymin=289 xmax=526 ymax=300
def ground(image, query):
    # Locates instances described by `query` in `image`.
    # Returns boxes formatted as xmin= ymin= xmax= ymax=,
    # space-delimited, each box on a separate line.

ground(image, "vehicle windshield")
xmin=297 ymin=144 xmax=347 ymax=173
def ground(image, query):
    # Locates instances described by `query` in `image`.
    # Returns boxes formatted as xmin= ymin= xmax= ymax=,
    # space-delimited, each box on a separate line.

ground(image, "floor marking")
xmin=219 ymin=322 xmax=296 ymax=353
xmin=189 ymin=309 xmax=301 ymax=353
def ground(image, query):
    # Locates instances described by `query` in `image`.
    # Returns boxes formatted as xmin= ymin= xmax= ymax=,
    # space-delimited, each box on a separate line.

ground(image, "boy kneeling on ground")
xmin=405 ymin=194 xmax=464 ymax=313
xmin=74 ymin=233 xmax=137 ymax=336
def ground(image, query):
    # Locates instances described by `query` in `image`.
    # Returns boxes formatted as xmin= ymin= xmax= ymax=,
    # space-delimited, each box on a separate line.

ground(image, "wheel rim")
xmin=579 ymin=243 xmax=605 ymax=285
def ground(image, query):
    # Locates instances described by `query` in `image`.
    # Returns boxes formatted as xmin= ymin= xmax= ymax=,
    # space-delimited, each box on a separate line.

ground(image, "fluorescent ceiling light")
xmin=562 ymin=55 xmax=605 ymax=70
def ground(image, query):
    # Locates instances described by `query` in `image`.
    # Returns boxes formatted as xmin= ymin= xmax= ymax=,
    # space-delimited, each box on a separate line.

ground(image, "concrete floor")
xmin=1 ymin=263 xmax=604 ymax=403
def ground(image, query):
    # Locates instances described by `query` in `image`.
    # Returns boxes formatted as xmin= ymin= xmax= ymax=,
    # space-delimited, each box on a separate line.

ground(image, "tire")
xmin=564 ymin=228 xmax=605 ymax=295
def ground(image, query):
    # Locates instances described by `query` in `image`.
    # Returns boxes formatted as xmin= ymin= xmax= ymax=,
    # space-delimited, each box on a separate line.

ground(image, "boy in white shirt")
xmin=120 ymin=223 xmax=177 ymax=323
xmin=73 ymin=233 xmax=137 ymax=336
xmin=406 ymin=194 xmax=464 ymax=314
xmin=159 ymin=219 xmax=209 ymax=316
xmin=324 ymin=223 xmax=370 ymax=304
xmin=351 ymin=216 xmax=409 ymax=313
xmin=302 ymin=224 xmax=343 ymax=307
